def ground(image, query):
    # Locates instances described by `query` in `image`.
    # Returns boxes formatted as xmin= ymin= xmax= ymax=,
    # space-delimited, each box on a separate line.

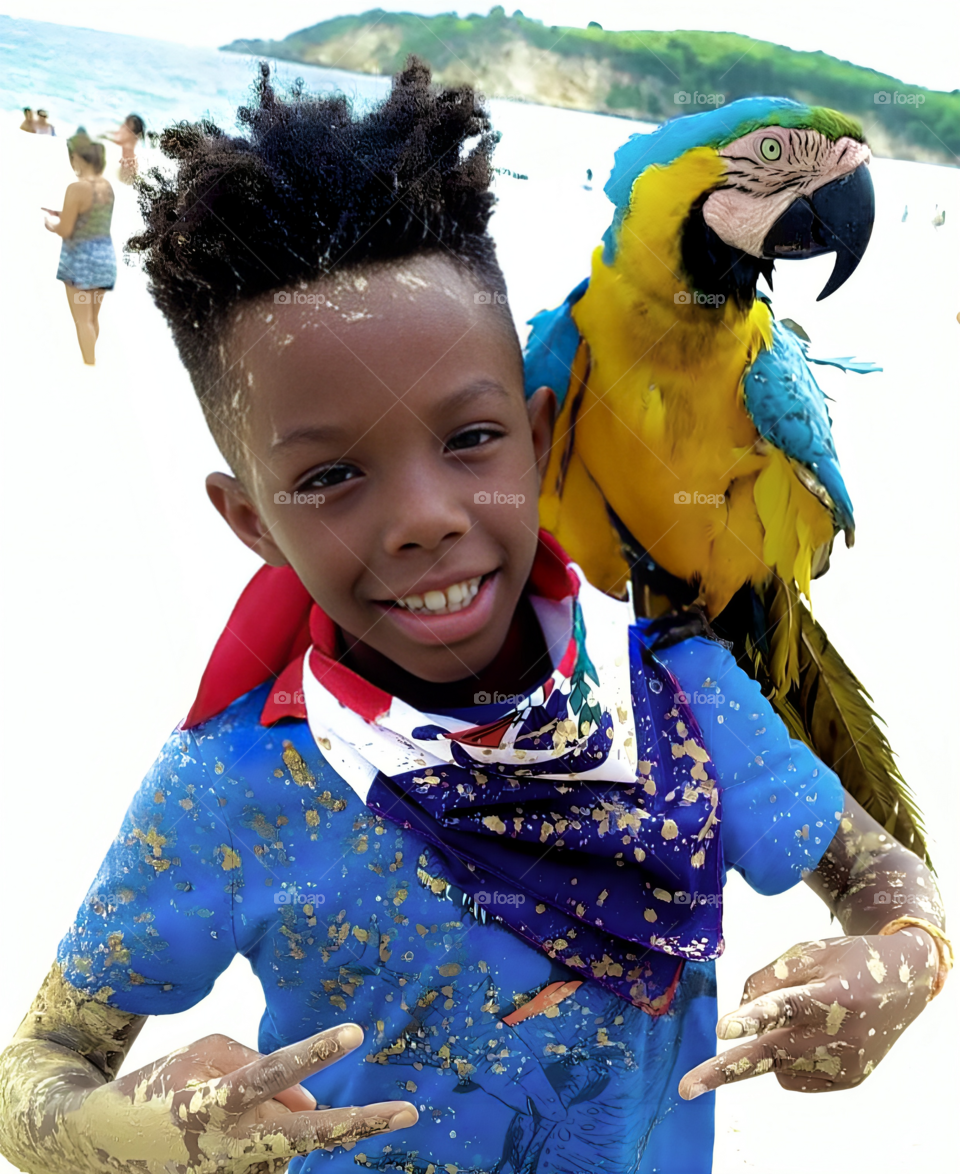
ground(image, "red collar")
xmin=183 ymin=531 xmax=577 ymax=730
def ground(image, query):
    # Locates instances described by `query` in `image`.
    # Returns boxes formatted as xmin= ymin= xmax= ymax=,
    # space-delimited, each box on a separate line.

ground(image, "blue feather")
xmin=744 ymin=319 xmax=855 ymax=531
xmin=523 ymin=277 xmax=589 ymax=407
xmin=806 ymin=354 xmax=883 ymax=375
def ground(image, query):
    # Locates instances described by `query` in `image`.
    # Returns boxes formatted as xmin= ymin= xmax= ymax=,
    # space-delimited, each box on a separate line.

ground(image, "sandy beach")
xmin=0 ymin=115 xmax=957 ymax=1170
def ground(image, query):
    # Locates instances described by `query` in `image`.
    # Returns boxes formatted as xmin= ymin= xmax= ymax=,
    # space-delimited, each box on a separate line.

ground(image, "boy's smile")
xmin=207 ymin=255 xmax=555 ymax=705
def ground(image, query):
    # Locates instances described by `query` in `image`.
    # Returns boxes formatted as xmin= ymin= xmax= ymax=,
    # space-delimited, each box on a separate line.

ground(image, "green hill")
xmin=222 ymin=7 xmax=958 ymax=165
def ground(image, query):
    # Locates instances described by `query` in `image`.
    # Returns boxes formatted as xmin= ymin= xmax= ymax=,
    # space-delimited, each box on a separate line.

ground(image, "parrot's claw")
xmin=638 ymin=610 xmax=708 ymax=648
xmin=644 ymin=606 xmax=731 ymax=651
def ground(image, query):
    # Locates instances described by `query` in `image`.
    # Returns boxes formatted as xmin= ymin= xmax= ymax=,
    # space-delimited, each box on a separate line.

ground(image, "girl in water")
xmin=42 ymin=133 xmax=116 ymax=366
xmin=102 ymin=112 xmax=146 ymax=183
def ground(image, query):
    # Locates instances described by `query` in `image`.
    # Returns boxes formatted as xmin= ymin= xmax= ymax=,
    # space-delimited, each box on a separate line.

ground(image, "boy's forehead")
xmin=228 ymin=254 xmax=519 ymax=390
xmin=244 ymin=254 xmax=486 ymax=333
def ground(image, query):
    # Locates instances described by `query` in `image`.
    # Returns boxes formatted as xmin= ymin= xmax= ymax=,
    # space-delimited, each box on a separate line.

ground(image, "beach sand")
xmin=0 ymin=118 xmax=956 ymax=1171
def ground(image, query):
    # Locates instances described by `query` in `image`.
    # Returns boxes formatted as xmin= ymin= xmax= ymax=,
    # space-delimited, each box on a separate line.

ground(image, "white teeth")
xmin=396 ymin=575 xmax=483 ymax=615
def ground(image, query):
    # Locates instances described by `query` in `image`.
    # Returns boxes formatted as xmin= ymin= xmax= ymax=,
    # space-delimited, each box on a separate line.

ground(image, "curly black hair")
xmin=127 ymin=58 xmax=510 ymax=474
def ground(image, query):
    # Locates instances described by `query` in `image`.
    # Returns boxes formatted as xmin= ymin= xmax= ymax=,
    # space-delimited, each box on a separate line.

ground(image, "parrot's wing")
xmin=778 ymin=317 xmax=882 ymax=373
xmin=806 ymin=354 xmax=883 ymax=375
xmin=744 ymin=317 xmax=855 ymax=534
xmin=523 ymin=277 xmax=590 ymax=408
xmin=774 ymin=316 xmax=877 ymax=370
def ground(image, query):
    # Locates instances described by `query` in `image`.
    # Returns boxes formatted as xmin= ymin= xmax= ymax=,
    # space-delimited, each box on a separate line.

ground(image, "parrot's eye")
xmin=759 ymin=137 xmax=782 ymax=161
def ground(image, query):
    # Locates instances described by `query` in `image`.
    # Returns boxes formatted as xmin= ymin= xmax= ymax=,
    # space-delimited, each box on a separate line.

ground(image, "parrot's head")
xmin=603 ymin=97 xmax=874 ymax=307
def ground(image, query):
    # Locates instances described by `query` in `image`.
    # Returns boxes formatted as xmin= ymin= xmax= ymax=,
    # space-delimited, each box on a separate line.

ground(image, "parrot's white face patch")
xmin=702 ymin=129 xmax=870 ymax=257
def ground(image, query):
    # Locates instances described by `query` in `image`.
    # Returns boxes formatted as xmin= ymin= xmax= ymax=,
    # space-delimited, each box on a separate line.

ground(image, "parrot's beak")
xmin=761 ymin=162 xmax=875 ymax=301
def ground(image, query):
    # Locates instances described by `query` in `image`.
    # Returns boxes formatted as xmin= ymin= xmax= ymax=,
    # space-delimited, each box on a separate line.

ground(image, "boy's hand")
xmin=679 ymin=927 xmax=937 ymax=1099
xmin=72 ymin=1022 xmax=417 ymax=1172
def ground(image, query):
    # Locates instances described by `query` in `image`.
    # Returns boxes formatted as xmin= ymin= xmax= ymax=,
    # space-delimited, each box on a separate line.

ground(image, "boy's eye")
xmin=446 ymin=426 xmax=504 ymax=452
xmin=301 ymin=464 xmax=361 ymax=490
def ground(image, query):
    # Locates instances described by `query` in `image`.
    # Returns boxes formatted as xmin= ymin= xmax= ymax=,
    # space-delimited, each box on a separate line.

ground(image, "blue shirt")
xmin=57 ymin=633 xmax=842 ymax=1173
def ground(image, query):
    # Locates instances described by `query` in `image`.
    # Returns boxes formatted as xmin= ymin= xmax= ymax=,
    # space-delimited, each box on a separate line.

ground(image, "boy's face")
xmin=208 ymin=255 xmax=554 ymax=686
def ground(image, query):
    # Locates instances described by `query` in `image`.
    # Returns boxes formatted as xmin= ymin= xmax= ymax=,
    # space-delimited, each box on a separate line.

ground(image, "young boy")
xmin=0 ymin=61 xmax=949 ymax=1174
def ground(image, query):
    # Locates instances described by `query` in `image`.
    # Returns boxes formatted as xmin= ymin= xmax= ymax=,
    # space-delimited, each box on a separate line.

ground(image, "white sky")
xmin=3 ymin=0 xmax=959 ymax=92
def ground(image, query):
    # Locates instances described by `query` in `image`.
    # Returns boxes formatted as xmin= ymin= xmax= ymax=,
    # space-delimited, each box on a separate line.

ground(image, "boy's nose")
xmin=379 ymin=471 xmax=473 ymax=554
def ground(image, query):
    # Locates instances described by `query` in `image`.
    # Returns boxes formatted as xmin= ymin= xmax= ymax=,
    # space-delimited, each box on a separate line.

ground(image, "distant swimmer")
xmin=933 ymin=205 xmax=946 ymax=227
xmin=34 ymin=109 xmax=55 ymax=136
xmin=901 ymin=204 xmax=908 ymax=222
xmin=102 ymin=113 xmax=146 ymax=184
xmin=42 ymin=133 xmax=116 ymax=366
xmin=20 ymin=107 xmax=37 ymax=133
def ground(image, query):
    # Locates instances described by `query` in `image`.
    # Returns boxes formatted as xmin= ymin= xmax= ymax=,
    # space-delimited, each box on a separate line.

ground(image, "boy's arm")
xmin=0 ymin=963 xmax=146 ymax=1172
xmin=679 ymin=791 xmax=947 ymax=1099
xmin=0 ymin=963 xmax=416 ymax=1174
xmin=805 ymin=789 xmax=945 ymax=936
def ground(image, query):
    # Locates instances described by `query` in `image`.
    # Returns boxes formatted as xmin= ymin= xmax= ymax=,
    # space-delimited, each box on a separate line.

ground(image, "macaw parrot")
xmin=524 ymin=96 xmax=927 ymax=861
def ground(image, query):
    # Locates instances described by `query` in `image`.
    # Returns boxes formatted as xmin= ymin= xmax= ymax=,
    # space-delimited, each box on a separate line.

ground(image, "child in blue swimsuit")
xmin=0 ymin=60 xmax=948 ymax=1174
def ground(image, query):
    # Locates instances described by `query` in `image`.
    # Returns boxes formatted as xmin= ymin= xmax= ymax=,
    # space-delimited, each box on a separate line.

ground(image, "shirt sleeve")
xmin=56 ymin=726 xmax=240 ymax=1014
xmin=651 ymin=633 xmax=844 ymax=896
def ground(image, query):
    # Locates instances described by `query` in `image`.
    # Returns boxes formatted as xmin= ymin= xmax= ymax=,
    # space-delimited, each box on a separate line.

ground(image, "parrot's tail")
xmin=763 ymin=577 xmax=802 ymax=698
xmin=765 ymin=601 xmax=930 ymax=868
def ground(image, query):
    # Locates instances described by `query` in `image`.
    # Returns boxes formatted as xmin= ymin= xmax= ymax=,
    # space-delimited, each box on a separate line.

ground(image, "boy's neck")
xmin=338 ymin=596 xmax=552 ymax=712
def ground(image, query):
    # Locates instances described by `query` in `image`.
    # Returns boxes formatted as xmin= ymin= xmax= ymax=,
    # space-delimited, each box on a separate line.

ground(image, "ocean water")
xmin=0 ymin=14 xmax=393 ymax=131
xmin=1 ymin=14 xmax=958 ymax=1174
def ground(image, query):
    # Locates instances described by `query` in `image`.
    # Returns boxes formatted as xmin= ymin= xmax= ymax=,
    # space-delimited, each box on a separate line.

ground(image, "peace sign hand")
xmin=67 ymin=1023 xmax=417 ymax=1172
xmin=679 ymin=928 xmax=936 ymax=1099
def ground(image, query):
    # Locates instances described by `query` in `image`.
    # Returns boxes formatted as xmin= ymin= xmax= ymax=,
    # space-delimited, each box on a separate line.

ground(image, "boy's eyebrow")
xmin=439 ymin=380 xmax=512 ymax=412
xmin=271 ymin=424 xmax=347 ymax=452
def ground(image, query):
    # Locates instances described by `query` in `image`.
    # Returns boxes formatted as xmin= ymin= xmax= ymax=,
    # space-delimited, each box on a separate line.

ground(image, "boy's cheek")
xmin=266 ymin=518 xmax=358 ymax=608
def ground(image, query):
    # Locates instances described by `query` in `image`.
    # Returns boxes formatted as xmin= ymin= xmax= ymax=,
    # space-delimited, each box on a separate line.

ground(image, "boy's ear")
xmin=205 ymin=473 xmax=289 ymax=568
xmin=527 ymin=385 xmax=556 ymax=484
